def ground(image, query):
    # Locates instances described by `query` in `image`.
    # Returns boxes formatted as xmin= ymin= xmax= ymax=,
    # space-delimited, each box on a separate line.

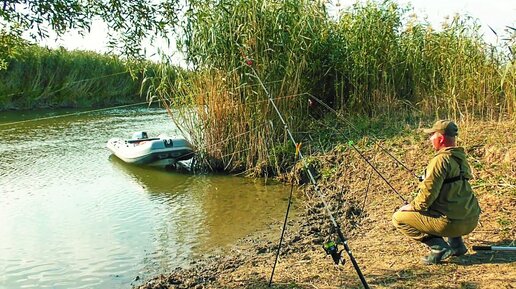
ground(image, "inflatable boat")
xmin=107 ymin=131 xmax=195 ymax=166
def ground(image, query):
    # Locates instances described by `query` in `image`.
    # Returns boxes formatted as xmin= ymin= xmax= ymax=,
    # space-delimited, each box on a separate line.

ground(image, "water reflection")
xmin=0 ymin=106 xmax=294 ymax=289
xmin=109 ymin=155 xmax=292 ymax=252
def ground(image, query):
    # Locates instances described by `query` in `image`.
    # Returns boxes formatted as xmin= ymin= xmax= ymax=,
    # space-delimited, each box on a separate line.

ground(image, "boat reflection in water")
xmin=108 ymin=155 xmax=295 ymax=263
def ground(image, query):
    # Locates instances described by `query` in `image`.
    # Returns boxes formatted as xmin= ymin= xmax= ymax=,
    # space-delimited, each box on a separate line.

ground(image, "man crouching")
xmin=392 ymin=120 xmax=481 ymax=264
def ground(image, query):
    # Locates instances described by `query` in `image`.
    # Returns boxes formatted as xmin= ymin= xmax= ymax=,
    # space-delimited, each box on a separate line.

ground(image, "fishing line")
xmin=163 ymin=91 xmax=306 ymax=112
xmin=269 ymin=143 xmax=301 ymax=287
xmin=361 ymin=168 xmax=373 ymax=213
xmin=154 ymin=78 xmax=285 ymax=103
xmin=306 ymin=93 xmax=419 ymax=180
xmin=248 ymin=67 xmax=370 ymax=289
xmin=347 ymin=139 xmax=407 ymax=203
xmin=307 ymin=111 xmax=408 ymax=203
xmin=0 ymin=100 xmax=149 ymax=127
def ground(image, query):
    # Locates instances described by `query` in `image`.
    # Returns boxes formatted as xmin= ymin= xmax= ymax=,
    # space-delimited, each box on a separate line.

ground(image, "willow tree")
xmin=0 ymin=0 xmax=180 ymax=67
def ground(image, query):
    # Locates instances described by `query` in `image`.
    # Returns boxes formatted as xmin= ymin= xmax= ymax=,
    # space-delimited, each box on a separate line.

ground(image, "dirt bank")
xmin=136 ymin=120 xmax=515 ymax=289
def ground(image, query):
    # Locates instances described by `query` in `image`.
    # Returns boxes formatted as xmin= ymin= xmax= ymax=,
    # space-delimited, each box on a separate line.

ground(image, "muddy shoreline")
xmin=135 ymin=193 xmax=358 ymax=289
xmin=136 ymin=121 xmax=515 ymax=289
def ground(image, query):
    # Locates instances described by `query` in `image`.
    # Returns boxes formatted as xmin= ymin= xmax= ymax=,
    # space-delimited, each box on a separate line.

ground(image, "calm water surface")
xmin=0 ymin=106 xmax=293 ymax=289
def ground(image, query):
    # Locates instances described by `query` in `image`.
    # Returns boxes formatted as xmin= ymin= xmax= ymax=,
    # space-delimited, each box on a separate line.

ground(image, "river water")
xmin=0 ymin=106 xmax=293 ymax=289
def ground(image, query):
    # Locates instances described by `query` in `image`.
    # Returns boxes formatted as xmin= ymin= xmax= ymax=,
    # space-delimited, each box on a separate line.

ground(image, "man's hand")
xmin=398 ymin=203 xmax=414 ymax=212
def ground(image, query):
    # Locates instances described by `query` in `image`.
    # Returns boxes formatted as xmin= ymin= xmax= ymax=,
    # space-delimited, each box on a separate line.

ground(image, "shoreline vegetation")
xmin=135 ymin=119 xmax=515 ymax=289
xmin=0 ymin=45 xmax=139 ymax=110
xmin=146 ymin=0 xmax=515 ymax=176
xmin=138 ymin=0 xmax=516 ymax=278
xmin=0 ymin=45 xmax=186 ymax=111
xmin=1 ymin=1 xmax=514 ymax=287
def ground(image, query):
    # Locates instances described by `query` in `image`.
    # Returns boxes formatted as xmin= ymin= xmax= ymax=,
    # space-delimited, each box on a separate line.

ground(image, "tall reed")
xmin=406 ymin=16 xmax=514 ymax=120
xmin=148 ymin=0 xmax=515 ymax=175
xmin=0 ymin=45 xmax=148 ymax=110
xmin=328 ymin=1 xmax=515 ymax=119
xmin=148 ymin=0 xmax=330 ymax=175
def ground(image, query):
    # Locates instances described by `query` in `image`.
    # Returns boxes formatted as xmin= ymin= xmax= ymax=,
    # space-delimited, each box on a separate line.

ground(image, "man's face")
xmin=429 ymin=132 xmax=443 ymax=151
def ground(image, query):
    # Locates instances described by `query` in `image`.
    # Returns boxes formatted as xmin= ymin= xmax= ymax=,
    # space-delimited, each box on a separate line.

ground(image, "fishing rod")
xmin=248 ymin=67 xmax=370 ymax=289
xmin=307 ymin=93 xmax=420 ymax=180
xmin=308 ymin=114 xmax=408 ymax=204
xmin=346 ymin=139 xmax=407 ymax=203
xmin=473 ymin=245 xmax=516 ymax=252
xmin=269 ymin=143 xmax=301 ymax=287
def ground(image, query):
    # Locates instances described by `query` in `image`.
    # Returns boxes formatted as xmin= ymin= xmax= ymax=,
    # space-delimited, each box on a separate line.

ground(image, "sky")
xmin=39 ymin=0 xmax=515 ymax=63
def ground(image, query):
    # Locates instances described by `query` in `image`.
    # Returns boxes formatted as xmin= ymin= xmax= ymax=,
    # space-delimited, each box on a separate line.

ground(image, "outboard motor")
xmin=132 ymin=131 xmax=148 ymax=140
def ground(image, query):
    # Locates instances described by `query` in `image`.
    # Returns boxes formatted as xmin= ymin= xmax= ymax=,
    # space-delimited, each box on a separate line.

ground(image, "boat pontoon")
xmin=107 ymin=131 xmax=195 ymax=167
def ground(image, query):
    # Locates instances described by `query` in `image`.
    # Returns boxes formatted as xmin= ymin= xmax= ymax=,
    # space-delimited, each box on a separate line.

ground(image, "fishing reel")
xmin=323 ymin=241 xmax=344 ymax=265
xmin=418 ymin=170 xmax=426 ymax=182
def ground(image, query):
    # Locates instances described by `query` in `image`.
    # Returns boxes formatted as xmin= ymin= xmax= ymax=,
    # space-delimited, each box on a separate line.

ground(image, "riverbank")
xmin=136 ymin=119 xmax=515 ymax=289
xmin=0 ymin=45 xmax=172 ymax=110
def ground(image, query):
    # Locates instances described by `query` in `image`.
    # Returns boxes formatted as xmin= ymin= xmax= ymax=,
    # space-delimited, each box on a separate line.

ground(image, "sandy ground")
xmin=136 ymin=120 xmax=515 ymax=289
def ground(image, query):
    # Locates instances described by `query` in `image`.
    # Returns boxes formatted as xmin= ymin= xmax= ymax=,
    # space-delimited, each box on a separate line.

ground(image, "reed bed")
xmin=328 ymin=2 xmax=515 ymax=119
xmin=147 ymin=0 xmax=328 ymax=175
xmin=149 ymin=1 xmax=516 ymax=175
xmin=0 ymin=45 xmax=147 ymax=109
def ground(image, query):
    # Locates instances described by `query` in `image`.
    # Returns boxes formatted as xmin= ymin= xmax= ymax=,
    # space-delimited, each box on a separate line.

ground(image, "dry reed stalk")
xmin=144 ymin=0 xmax=515 ymax=175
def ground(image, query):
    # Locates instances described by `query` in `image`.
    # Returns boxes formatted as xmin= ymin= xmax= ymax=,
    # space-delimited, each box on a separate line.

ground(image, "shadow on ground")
xmin=367 ymin=267 xmax=478 ymax=288
xmin=365 ymin=240 xmax=515 ymax=289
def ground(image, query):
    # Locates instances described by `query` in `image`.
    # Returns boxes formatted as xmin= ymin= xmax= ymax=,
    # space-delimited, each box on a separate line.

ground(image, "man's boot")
xmin=421 ymin=236 xmax=453 ymax=265
xmin=448 ymin=236 xmax=468 ymax=256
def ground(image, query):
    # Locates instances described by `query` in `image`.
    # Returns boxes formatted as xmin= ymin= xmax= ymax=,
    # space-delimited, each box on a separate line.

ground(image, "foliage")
xmin=1 ymin=0 xmax=514 ymax=176
xmin=0 ymin=0 xmax=180 ymax=64
xmin=150 ymin=0 xmax=330 ymax=175
xmin=0 ymin=45 xmax=150 ymax=109
xmin=0 ymin=28 xmax=26 ymax=70
xmin=151 ymin=0 xmax=516 ymax=174
xmin=145 ymin=0 xmax=514 ymax=176
xmin=326 ymin=2 xmax=515 ymax=119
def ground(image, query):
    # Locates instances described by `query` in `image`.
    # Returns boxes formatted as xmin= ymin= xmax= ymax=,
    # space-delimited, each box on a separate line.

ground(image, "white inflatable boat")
xmin=107 ymin=131 xmax=195 ymax=166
